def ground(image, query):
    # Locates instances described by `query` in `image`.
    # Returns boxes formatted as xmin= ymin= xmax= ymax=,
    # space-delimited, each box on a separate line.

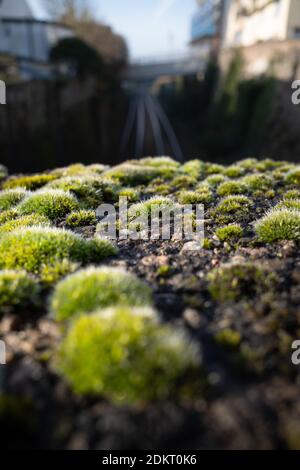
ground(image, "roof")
xmin=0 ymin=0 xmax=50 ymax=21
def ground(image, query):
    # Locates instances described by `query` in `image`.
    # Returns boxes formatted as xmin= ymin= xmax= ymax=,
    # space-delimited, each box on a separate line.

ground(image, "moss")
xmin=0 ymin=209 xmax=19 ymax=225
xmin=0 ymin=227 xmax=117 ymax=282
xmin=17 ymin=189 xmax=79 ymax=220
xmin=86 ymin=163 xmax=108 ymax=174
xmin=118 ymin=187 xmax=140 ymax=202
xmin=178 ymin=190 xmax=211 ymax=204
xmin=156 ymin=265 xmax=172 ymax=278
xmin=254 ymin=208 xmax=300 ymax=242
xmin=181 ymin=160 xmax=204 ymax=179
xmin=0 ymin=189 xmax=29 ymax=211
xmin=3 ymin=173 xmax=57 ymax=190
xmin=216 ymin=195 xmax=251 ymax=214
xmin=205 ymin=174 xmax=227 ymax=187
xmin=47 ymin=176 xmax=103 ymax=208
xmin=128 ymin=197 xmax=178 ymax=221
xmin=66 ymin=210 xmax=97 ymax=228
xmin=170 ymin=175 xmax=197 ymax=190
xmin=217 ymin=180 xmax=247 ymax=196
xmin=285 ymin=167 xmax=300 ymax=185
xmin=0 ymin=214 xmax=50 ymax=233
xmin=51 ymin=163 xmax=88 ymax=178
xmin=0 ymin=270 xmax=40 ymax=314
xmin=237 ymin=158 xmax=258 ymax=170
xmin=214 ymin=328 xmax=241 ymax=350
xmin=208 ymin=261 xmax=277 ymax=302
xmin=203 ymin=238 xmax=214 ymax=250
xmin=204 ymin=163 xmax=224 ymax=175
xmin=56 ymin=307 xmax=201 ymax=403
xmin=51 ymin=266 xmax=153 ymax=321
xmin=241 ymin=173 xmax=273 ymax=192
xmin=275 ymin=199 xmax=300 ymax=211
xmin=216 ymin=224 xmax=243 ymax=241
xmin=224 ymin=165 xmax=245 ymax=178
xmin=284 ymin=189 xmax=300 ymax=200
xmin=103 ymin=163 xmax=172 ymax=186
xmin=139 ymin=156 xmax=180 ymax=171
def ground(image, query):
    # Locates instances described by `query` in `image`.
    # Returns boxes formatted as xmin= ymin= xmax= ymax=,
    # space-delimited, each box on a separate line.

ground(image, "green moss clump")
xmin=216 ymin=195 xmax=251 ymax=214
xmin=237 ymin=158 xmax=258 ymax=170
xmin=51 ymin=266 xmax=153 ymax=321
xmin=217 ymin=180 xmax=247 ymax=196
xmin=216 ymin=224 xmax=243 ymax=241
xmin=118 ymin=187 xmax=140 ymax=202
xmin=204 ymin=163 xmax=224 ymax=175
xmin=0 ymin=270 xmax=40 ymax=314
xmin=205 ymin=174 xmax=227 ymax=187
xmin=139 ymin=156 xmax=180 ymax=171
xmin=128 ymin=197 xmax=177 ymax=220
xmin=0 ymin=214 xmax=50 ymax=233
xmin=17 ymin=189 xmax=79 ymax=220
xmin=275 ymin=199 xmax=300 ymax=211
xmin=181 ymin=160 xmax=205 ymax=179
xmin=170 ymin=175 xmax=197 ymax=190
xmin=51 ymin=163 xmax=88 ymax=178
xmin=56 ymin=307 xmax=201 ymax=403
xmin=0 ymin=209 xmax=19 ymax=225
xmin=0 ymin=189 xmax=28 ymax=211
xmin=0 ymin=227 xmax=117 ymax=282
xmin=208 ymin=261 xmax=277 ymax=302
xmin=224 ymin=165 xmax=245 ymax=178
xmin=241 ymin=173 xmax=273 ymax=191
xmin=254 ymin=208 xmax=300 ymax=242
xmin=3 ymin=174 xmax=57 ymax=190
xmin=86 ymin=163 xmax=108 ymax=174
xmin=103 ymin=163 xmax=170 ymax=186
xmin=47 ymin=176 xmax=103 ymax=208
xmin=284 ymin=189 xmax=300 ymax=200
xmin=285 ymin=167 xmax=300 ymax=185
xmin=214 ymin=328 xmax=241 ymax=350
xmin=66 ymin=210 xmax=97 ymax=228
xmin=0 ymin=164 xmax=8 ymax=180
xmin=178 ymin=190 xmax=211 ymax=204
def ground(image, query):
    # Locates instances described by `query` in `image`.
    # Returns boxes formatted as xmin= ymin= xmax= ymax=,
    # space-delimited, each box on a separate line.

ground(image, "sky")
xmin=91 ymin=0 xmax=196 ymax=59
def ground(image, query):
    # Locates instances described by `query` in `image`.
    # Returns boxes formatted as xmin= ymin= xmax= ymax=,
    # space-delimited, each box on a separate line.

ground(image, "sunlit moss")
xmin=224 ymin=165 xmax=245 ymax=178
xmin=0 ymin=270 xmax=40 ymax=315
xmin=285 ymin=167 xmax=300 ymax=185
xmin=205 ymin=174 xmax=227 ymax=187
xmin=255 ymin=208 xmax=300 ymax=242
xmin=0 ymin=214 xmax=50 ymax=233
xmin=275 ymin=199 xmax=300 ymax=211
xmin=56 ymin=307 xmax=201 ymax=403
xmin=205 ymin=163 xmax=225 ymax=175
xmin=215 ymin=224 xmax=243 ymax=241
xmin=214 ymin=328 xmax=241 ymax=350
xmin=283 ymin=189 xmax=300 ymax=200
xmin=217 ymin=180 xmax=247 ymax=196
xmin=3 ymin=173 xmax=57 ymax=190
xmin=0 ymin=227 xmax=117 ymax=282
xmin=241 ymin=173 xmax=273 ymax=192
xmin=0 ymin=189 xmax=29 ymax=211
xmin=66 ymin=210 xmax=97 ymax=228
xmin=51 ymin=266 xmax=153 ymax=321
xmin=181 ymin=160 xmax=205 ymax=179
xmin=17 ymin=189 xmax=79 ymax=220
xmin=47 ymin=176 xmax=103 ymax=208
xmin=178 ymin=190 xmax=211 ymax=204
xmin=216 ymin=195 xmax=251 ymax=214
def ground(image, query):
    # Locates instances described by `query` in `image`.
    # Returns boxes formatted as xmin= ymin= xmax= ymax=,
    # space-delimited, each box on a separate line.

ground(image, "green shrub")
xmin=0 ymin=227 xmax=117 ymax=282
xmin=216 ymin=224 xmax=243 ymax=241
xmin=66 ymin=210 xmax=97 ymax=228
xmin=47 ymin=176 xmax=103 ymax=208
xmin=51 ymin=266 xmax=153 ymax=321
xmin=217 ymin=180 xmax=247 ymax=196
xmin=0 ymin=214 xmax=50 ymax=233
xmin=0 ymin=270 xmax=40 ymax=314
xmin=0 ymin=189 xmax=28 ymax=211
xmin=216 ymin=195 xmax=251 ymax=214
xmin=208 ymin=261 xmax=277 ymax=302
xmin=56 ymin=307 xmax=201 ymax=403
xmin=254 ymin=208 xmax=300 ymax=242
xmin=17 ymin=189 xmax=79 ymax=220
xmin=3 ymin=174 xmax=57 ymax=190
xmin=285 ymin=167 xmax=300 ymax=185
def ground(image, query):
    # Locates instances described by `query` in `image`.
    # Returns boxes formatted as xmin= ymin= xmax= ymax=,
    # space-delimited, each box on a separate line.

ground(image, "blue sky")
xmin=91 ymin=0 xmax=196 ymax=59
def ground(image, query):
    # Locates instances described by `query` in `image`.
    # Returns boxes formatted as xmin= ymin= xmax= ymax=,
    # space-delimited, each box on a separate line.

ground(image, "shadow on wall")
xmin=0 ymin=78 xmax=126 ymax=173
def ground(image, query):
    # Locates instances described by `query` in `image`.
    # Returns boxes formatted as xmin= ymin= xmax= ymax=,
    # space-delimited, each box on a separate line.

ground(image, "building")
xmin=0 ymin=0 xmax=72 ymax=79
xmin=222 ymin=0 xmax=300 ymax=48
xmin=190 ymin=0 xmax=224 ymax=56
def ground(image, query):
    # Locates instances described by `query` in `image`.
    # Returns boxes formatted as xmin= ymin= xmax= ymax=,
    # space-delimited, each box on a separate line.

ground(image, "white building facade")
xmin=222 ymin=0 xmax=300 ymax=48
